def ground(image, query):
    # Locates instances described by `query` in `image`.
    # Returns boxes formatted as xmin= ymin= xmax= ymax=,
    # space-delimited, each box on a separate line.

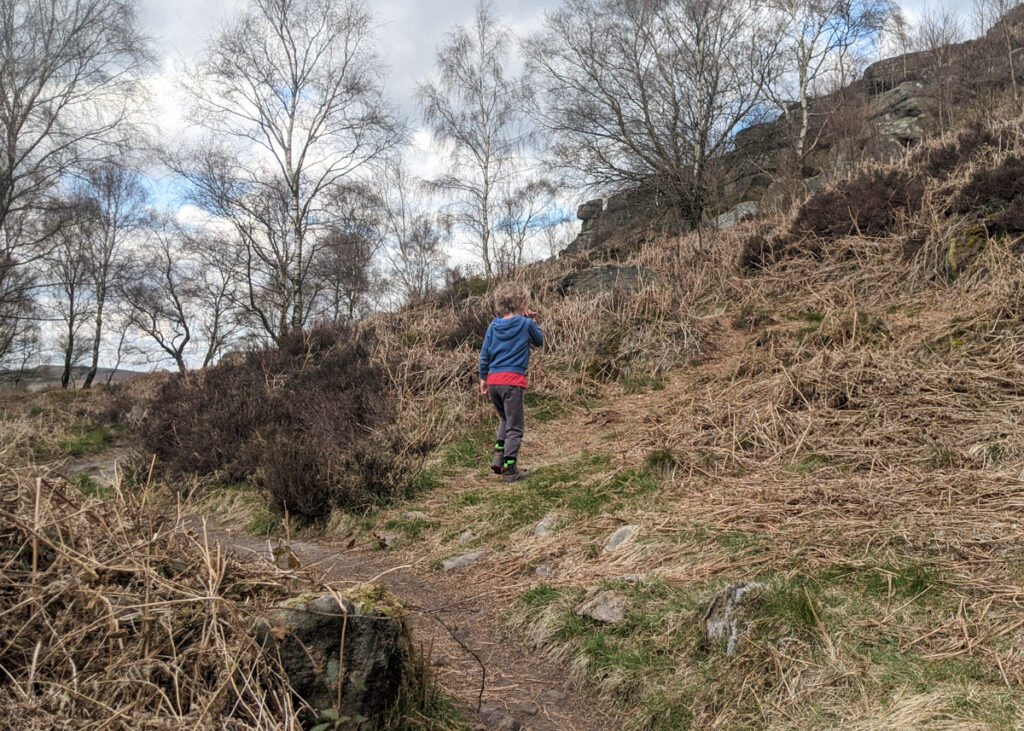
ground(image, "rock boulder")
xmin=255 ymin=589 xmax=407 ymax=725
xmin=557 ymin=266 xmax=657 ymax=297
xmin=704 ymin=581 xmax=764 ymax=655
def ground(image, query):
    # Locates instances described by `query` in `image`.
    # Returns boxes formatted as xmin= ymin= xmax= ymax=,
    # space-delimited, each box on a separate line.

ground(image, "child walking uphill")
xmin=479 ymin=283 xmax=543 ymax=483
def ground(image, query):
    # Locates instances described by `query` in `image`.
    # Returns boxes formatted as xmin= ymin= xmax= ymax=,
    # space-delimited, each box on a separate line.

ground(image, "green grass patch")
xmin=440 ymin=429 xmax=493 ymax=470
xmin=786 ymin=453 xmax=830 ymax=474
xmin=524 ymin=391 xmax=568 ymax=422
xmin=713 ymin=531 xmax=762 ymax=550
xmin=820 ymin=559 xmax=947 ymax=601
xmin=756 ymin=583 xmax=821 ymax=639
xmin=510 ymin=565 xmax=1020 ymax=729
xmin=60 ymin=422 xmax=120 ymax=458
xmin=383 ymin=516 xmax=438 ymax=540
xmin=521 ymin=584 xmax=562 ymax=608
xmin=245 ymin=507 xmax=281 ymax=536
xmin=620 ymin=374 xmax=666 ymax=394
xmin=452 ymin=489 xmax=484 ymax=507
xmin=411 ymin=466 xmax=443 ymax=493
xmin=476 ymin=454 xmax=656 ymax=535
xmin=72 ymin=473 xmax=110 ymax=499
xmin=644 ymin=448 xmax=678 ymax=472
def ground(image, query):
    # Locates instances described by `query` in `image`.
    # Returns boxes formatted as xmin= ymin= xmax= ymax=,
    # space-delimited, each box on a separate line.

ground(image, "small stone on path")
xmin=538 ymin=689 xmax=567 ymax=704
xmin=457 ymin=530 xmax=475 ymax=545
xmin=704 ymin=581 xmax=763 ymax=655
xmin=511 ymin=701 xmax=539 ymax=716
xmin=533 ymin=514 xmax=557 ymax=537
xmin=403 ymin=511 xmax=427 ymax=521
xmin=479 ymin=705 xmax=523 ymax=730
xmin=575 ymin=590 xmax=628 ymax=624
xmin=443 ymin=550 xmax=483 ymax=571
xmin=379 ymin=532 xmax=399 ymax=549
xmin=602 ymin=525 xmax=638 ymax=553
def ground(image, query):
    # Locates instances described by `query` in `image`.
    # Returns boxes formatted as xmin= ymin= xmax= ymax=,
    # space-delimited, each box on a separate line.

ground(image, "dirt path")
xmin=60 ymin=436 xmax=624 ymax=729
xmin=193 ymin=521 xmax=622 ymax=731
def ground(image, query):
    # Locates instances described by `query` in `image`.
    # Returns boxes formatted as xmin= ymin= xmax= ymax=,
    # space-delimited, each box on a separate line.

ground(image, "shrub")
xmin=953 ymin=154 xmax=1024 ymax=233
xmin=910 ymin=120 xmax=1009 ymax=179
xmin=789 ymin=168 xmax=925 ymax=241
xmin=738 ymin=230 xmax=779 ymax=271
xmin=138 ymin=325 xmax=409 ymax=520
xmin=440 ymin=300 xmax=493 ymax=350
xmin=436 ymin=268 xmax=489 ymax=306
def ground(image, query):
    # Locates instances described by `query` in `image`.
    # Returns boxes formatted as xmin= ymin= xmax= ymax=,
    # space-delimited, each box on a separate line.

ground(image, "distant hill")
xmin=0 ymin=365 xmax=149 ymax=392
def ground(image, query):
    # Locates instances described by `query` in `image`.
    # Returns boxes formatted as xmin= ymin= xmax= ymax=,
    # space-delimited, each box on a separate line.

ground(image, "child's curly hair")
xmin=493 ymin=282 xmax=529 ymax=315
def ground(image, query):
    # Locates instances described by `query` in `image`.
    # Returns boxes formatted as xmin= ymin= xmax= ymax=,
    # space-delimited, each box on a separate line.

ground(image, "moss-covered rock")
xmin=255 ymin=587 xmax=408 ymax=727
xmin=944 ymin=223 xmax=988 ymax=276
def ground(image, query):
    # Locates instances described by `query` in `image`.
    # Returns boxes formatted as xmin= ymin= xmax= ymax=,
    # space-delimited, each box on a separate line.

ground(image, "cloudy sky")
xmin=137 ymin=0 xmax=971 ymax=101
xmin=136 ymin=0 xmax=971 ymax=186
xmin=137 ymin=0 xmax=554 ymax=180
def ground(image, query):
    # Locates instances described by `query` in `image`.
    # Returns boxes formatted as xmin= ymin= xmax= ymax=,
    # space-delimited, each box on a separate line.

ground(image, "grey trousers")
xmin=489 ymin=384 xmax=525 ymax=461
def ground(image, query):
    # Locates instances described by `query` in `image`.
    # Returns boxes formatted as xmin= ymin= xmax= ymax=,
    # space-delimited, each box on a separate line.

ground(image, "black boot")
xmin=502 ymin=459 xmax=529 ymax=483
xmin=490 ymin=442 xmax=505 ymax=474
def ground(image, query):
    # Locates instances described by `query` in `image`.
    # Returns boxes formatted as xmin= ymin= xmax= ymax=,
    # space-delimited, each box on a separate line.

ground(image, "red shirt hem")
xmin=486 ymin=372 xmax=528 ymax=389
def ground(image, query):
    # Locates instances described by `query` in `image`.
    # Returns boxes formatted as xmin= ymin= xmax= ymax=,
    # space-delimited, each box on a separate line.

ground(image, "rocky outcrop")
xmin=575 ymin=590 xmax=629 ymax=624
xmin=713 ymin=201 xmax=760 ymax=230
xmin=256 ymin=589 xmax=407 ymax=725
xmin=557 ymin=265 xmax=657 ymax=297
xmin=561 ymin=187 xmax=664 ymax=259
xmin=563 ymin=8 xmax=1024 ymax=258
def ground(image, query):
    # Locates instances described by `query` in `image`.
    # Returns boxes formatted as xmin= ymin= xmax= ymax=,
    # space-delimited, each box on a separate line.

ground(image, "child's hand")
xmin=524 ymin=308 xmax=538 ymax=319
xmin=479 ymin=380 xmax=488 ymax=396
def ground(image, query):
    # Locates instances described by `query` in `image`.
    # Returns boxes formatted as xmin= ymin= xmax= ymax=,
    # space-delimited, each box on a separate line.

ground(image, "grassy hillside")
xmin=19 ymin=109 xmax=1024 ymax=728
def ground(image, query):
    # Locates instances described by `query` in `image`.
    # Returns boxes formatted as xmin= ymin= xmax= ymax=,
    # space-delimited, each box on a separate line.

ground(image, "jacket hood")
xmin=490 ymin=316 xmax=530 ymax=341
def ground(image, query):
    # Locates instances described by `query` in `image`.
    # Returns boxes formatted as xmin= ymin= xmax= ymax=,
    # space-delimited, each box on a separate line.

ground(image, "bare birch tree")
xmin=378 ymin=161 xmax=449 ymax=305
xmin=46 ymin=202 xmax=95 ymax=388
xmin=313 ymin=182 xmax=385 ymax=321
xmin=120 ymin=217 xmax=240 ymax=372
xmin=178 ymin=0 xmax=402 ymax=344
xmin=526 ymin=0 xmax=768 ymax=226
xmin=881 ymin=7 xmax=915 ymax=79
xmin=915 ymin=3 xmax=965 ymax=126
xmin=972 ymin=0 xmax=1022 ymax=100
xmin=493 ymin=179 xmax=560 ymax=275
xmin=759 ymin=0 xmax=893 ymax=171
xmin=76 ymin=162 xmax=147 ymax=388
xmin=0 ymin=0 xmax=148 ymax=362
xmin=417 ymin=1 xmax=530 ymax=279
xmin=0 ymin=213 xmax=41 ymax=367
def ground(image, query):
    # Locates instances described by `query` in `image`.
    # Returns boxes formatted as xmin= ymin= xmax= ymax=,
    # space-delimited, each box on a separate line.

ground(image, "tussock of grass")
xmin=72 ymin=472 xmax=111 ymax=499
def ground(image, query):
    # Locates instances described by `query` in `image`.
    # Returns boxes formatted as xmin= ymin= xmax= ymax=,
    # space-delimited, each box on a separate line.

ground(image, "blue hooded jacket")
xmin=478 ymin=316 xmax=544 ymax=381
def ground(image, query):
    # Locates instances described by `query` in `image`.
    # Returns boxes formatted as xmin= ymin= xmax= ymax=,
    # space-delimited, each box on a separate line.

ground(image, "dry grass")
xmin=0 ymin=461 xmax=306 ymax=728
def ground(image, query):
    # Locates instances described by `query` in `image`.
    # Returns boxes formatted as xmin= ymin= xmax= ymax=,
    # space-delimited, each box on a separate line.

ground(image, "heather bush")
xmin=738 ymin=229 xmax=780 ymax=271
xmin=139 ymin=325 xmax=409 ymax=520
xmin=440 ymin=299 xmax=493 ymax=350
xmin=910 ymin=120 xmax=1009 ymax=178
xmin=789 ymin=167 xmax=925 ymax=241
xmin=953 ymin=154 xmax=1024 ymax=233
